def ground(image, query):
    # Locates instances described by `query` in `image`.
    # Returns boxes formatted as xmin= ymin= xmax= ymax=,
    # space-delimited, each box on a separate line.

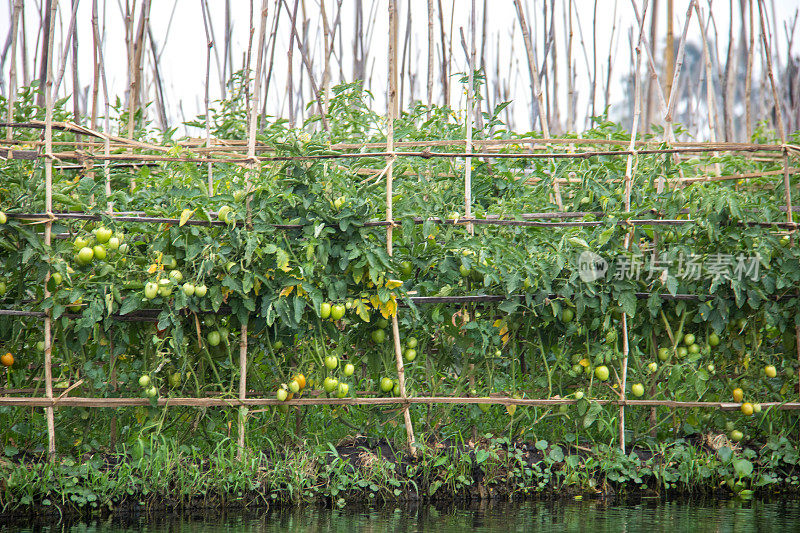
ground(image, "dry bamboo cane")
xmin=694 ymin=4 xmax=722 ymax=175
xmin=619 ymin=18 xmax=645 ymax=453
xmin=465 ymin=0 xmax=475 ymax=234
xmin=42 ymin=0 xmax=59 ymax=461
xmin=201 ymin=0 xmax=214 ymax=195
xmin=6 ymin=0 xmax=22 ymax=142
xmin=388 ymin=0 xmax=416 ymax=456
xmin=756 ymin=0 xmax=799 ymax=438
xmin=746 ymin=0 xmax=755 ymax=139
xmin=512 ymin=0 xmax=561 ymax=209
xmin=426 ymin=0 xmax=434 ymax=120
xmin=237 ymin=0 xmax=268 ymax=459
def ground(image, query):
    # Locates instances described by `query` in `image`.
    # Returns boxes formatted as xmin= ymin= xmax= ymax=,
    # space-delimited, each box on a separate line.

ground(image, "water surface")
xmin=8 ymin=498 xmax=800 ymax=532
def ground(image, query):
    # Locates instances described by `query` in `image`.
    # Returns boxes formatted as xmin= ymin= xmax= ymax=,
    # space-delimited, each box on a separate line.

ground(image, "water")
xmin=6 ymin=498 xmax=800 ymax=533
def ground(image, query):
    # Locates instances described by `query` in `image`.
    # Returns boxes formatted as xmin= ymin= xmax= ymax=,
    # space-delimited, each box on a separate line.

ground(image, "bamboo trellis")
xmin=4 ymin=2 xmax=800 ymax=458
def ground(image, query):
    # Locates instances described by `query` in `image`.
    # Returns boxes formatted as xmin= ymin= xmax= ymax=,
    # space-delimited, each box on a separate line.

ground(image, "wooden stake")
xmin=6 ymin=0 xmax=22 ymax=141
xmin=465 ymin=0 xmax=475 ymax=232
xmin=237 ymin=0 xmax=269 ymax=459
xmin=43 ymin=0 xmax=58 ymax=461
xmin=388 ymin=0 xmax=416 ymax=456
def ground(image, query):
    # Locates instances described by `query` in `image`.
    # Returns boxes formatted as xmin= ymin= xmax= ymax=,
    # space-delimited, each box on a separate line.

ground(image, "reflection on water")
xmin=7 ymin=498 xmax=800 ymax=533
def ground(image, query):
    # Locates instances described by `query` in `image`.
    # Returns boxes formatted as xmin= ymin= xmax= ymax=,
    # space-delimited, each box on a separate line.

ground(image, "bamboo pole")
xmin=694 ymin=3 xmax=722 ymax=175
xmin=465 ymin=0 xmax=475 ymax=232
xmin=426 ymin=0 xmax=434 ymax=119
xmin=619 ymin=12 xmax=646 ymax=452
xmin=51 ymin=0 xmax=79 ymax=99
xmin=665 ymin=0 xmax=674 ymax=100
xmin=0 ymin=395 xmax=796 ymax=411
xmin=42 ymin=0 xmax=59 ymax=460
xmin=387 ymin=0 xmax=416 ymax=455
xmin=6 ymin=0 xmax=22 ymax=142
xmin=237 ymin=0 xmax=268 ymax=459
xmin=746 ymin=0 xmax=755 ymax=139
xmin=201 ymin=0 xmax=214 ymax=195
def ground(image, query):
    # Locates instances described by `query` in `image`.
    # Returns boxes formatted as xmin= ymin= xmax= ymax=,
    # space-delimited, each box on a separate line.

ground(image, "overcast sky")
xmin=3 ymin=1 xmax=800 ymax=134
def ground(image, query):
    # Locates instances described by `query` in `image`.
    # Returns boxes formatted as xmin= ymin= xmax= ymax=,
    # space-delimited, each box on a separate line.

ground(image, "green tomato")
xmin=320 ymin=302 xmax=332 ymax=319
xmin=207 ymin=330 xmax=221 ymax=346
xmin=380 ymin=377 xmax=394 ymax=393
xmin=107 ymin=237 xmax=120 ymax=251
xmin=594 ymin=365 xmax=610 ymax=381
xmin=688 ymin=343 xmax=700 ymax=355
xmin=324 ymin=355 xmax=338 ymax=370
xmin=74 ymin=236 xmax=89 ymax=250
xmin=169 ymin=270 xmax=183 ymax=283
xmin=182 ymin=283 xmax=195 ymax=296
xmin=218 ymin=205 xmax=232 ymax=223
xmin=647 ymin=362 xmax=658 ymax=373
xmin=118 ymin=243 xmax=129 ymax=254
xmin=631 ymin=383 xmax=645 ymax=397
xmin=677 ymin=346 xmax=688 ymax=358
xmin=168 ymin=372 xmax=182 ymax=388
xmin=343 ymin=363 xmax=355 ymax=377
xmin=561 ymin=309 xmax=574 ymax=323
xmin=403 ymin=348 xmax=417 ymax=362
xmin=708 ymin=332 xmax=720 ymax=347
xmin=144 ymin=282 xmax=159 ymax=299
xmin=371 ymin=329 xmax=386 ymax=344
xmin=92 ymin=245 xmax=107 ymax=261
xmin=336 ymin=382 xmax=349 ymax=398
xmin=276 ymin=388 xmax=288 ymax=402
xmin=145 ymin=386 xmax=158 ymax=398
xmin=406 ymin=337 xmax=418 ymax=349
xmin=331 ymin=304 xmax=346 ymax=320
xmin=76 ymin=246 xmax=94 ymax=265
xmin=288 ymin=380 xmax=300 ymax=394
xmin=0 ymin=211 xmax=6 ymax=224
xmin=94 ymin=227 xmax=112 ymax=244
xmin=376 ymin=318 xmax=390 ymax=329
xmin=51 ymin=272 xmax=63 ymax=286
xmin=0 ymin=281 xmax=6 ymax=296
xmin=194 ymin=284 xmax=208 ymax=297
xmin=138 ymin=375 xmax=151 ymax=388
xmin=323 ymin=377 xmax=339 ymax=393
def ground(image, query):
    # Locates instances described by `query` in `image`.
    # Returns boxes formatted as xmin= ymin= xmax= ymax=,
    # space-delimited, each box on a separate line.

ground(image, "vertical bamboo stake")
xmin=42 ymin=0 xmax=58 ymax=460
xmin=6 ymin=0 xmax=22 ymax=141
xmin=665 ymin=0 xmax=674 ymax=101
xmin=465 ymin=0 xmax=475 ymax=232
xmin=201 ymin=0 xmax=214 ymax=195
xmin=566 ymin=0 xmax=574 ymax=132
xmin=746 ymin=0 xmax=754 ymax=139
xmin=426 ymin=0 xmax=434 ymax=119
xmin=387 ymin=0 xmax=416 ymax=455
xmin=644 ymin=0 xmax=659 ymax=132
xmin=237 ymin=0 xmax=268 ymax=459
xmin=694 ymin=3 xmax=722 ymax=175
xmin=755 ymin=0 xmax=797 ymax=426
xmin=513 ymin=0 xmax=561 ymax=209
xmin=619 ymin=18 xmax=645 ymax=453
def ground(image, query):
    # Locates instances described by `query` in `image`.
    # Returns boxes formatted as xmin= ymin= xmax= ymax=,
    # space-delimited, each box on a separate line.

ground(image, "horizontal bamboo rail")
xmin=0 ymin=395 xmax=796 ymax=411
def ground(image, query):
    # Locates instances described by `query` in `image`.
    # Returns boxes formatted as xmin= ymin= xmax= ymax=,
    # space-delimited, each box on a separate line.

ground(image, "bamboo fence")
xmin=3 ymin=0 xmax=800 ymax=458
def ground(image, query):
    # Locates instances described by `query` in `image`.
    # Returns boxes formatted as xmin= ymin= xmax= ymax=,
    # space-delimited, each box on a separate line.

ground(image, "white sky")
xmin=3 ymin=1 xmax=800 ymax=135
